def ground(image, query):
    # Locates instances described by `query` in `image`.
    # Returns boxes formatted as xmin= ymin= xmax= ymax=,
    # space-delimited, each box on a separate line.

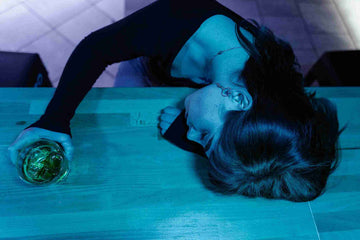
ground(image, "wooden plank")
xmin=0 ymin=138 xmax=319 ymax=239
xmin=1 ymin=87 xmax=358 ymax=148
xmin=1 ymin=87 xmax=359 ymax=239
xmin=309 ymin=149 xmax=360 ymax=240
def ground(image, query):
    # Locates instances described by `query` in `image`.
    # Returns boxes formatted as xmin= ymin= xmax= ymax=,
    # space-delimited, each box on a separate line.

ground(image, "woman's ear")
xmin=241 ymin=90 xmax=253 ymax=111
xmin=230 ymin=89 xmax=252 ymax=111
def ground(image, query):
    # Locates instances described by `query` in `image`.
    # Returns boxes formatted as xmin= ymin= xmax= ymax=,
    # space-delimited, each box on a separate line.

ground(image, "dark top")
xmin=24 ymin=0 xmax=247 ymax=159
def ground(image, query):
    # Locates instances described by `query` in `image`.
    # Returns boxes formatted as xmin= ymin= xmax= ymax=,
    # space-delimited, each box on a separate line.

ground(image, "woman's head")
xmin=184 ymin=81 xmax=253 ymax=157
xmin=184 ymin=23 xmax=256 ymax=157
xmin=202 ymin=19 xmax=348 ymax=202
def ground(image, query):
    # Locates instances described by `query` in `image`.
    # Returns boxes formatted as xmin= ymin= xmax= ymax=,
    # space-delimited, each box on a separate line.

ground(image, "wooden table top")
xmin=1 ymin=87 xmax=359 ymax=239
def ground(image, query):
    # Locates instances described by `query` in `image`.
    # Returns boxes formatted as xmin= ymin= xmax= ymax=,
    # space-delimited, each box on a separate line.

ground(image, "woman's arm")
xmin=163 ymin=109 xmax=207 ymax=158
xmin=24 ymin=0 xmax=181 ymax=137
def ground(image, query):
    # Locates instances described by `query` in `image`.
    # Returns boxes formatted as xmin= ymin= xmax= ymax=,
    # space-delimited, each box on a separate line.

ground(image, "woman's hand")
xmin=158 ymin=106 xmax=182 ymax=136
xmin=7 ymin=127 xmax=74 ymax=166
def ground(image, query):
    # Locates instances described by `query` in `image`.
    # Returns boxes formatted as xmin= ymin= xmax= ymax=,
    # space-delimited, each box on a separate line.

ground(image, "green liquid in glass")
xmin=17 ymin=139 xmax=69 ymax=185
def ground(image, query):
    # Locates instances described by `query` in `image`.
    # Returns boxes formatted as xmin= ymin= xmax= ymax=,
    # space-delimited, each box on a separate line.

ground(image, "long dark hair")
xmin=206 ymin=19 xmax=348 ymax=202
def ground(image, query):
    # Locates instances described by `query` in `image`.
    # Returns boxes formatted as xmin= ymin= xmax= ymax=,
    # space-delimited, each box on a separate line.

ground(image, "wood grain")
xmin=0 ymin=87 xmax=359 ymax=240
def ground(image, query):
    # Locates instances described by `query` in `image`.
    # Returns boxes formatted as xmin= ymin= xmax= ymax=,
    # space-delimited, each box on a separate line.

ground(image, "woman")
xmin=8 ymin=0 xmax=347 ymax=202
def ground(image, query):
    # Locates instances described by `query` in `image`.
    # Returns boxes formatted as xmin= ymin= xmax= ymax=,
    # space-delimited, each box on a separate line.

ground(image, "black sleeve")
xmin=23 ymin=0 xmax=225 ymax=158
xmin=23 ymin=0 xmax=186 ymax=138
xmin=163 ymin=109 xmax=208 ymax=158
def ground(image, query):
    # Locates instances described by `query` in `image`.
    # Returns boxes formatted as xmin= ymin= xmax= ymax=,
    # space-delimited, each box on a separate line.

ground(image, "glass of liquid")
xmin=16 ymin=138 xmax=70 ymax=186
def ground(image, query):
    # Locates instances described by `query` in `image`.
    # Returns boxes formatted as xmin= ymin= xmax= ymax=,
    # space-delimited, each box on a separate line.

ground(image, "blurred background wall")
xmin=0 ymin=0 xmax=358 ymax=88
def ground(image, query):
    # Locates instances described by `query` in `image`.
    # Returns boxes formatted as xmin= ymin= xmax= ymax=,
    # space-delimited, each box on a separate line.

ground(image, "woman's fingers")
xmin=159 ymin=120 xmax=170 ymax=136
xmin=158 ymin=106 xmax=183 ymax=135
xmin=7 ymin=128 xmax=39 ymax=165
xmin=27 ymin=128 xmax=74 ymax=161
xmin=162 ymin=106 xmax=182 ymax=116
xmin=159 ymin=112 xmax=176 ymax=124
xmin=158 ymin=111 xmax=173 ymax=135
xmin=7 ymin=127 xmax=74 ymax=166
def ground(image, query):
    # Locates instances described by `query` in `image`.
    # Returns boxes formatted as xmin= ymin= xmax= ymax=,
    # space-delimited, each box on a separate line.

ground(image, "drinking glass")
xmin=16 ymin=138 xmax=70 ymax=186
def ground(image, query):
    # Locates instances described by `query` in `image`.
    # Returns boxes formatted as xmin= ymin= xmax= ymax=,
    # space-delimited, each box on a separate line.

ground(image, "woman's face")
xmin=184 ymin=80 xmax=252 ymax=157
xmin=183 ymin=24 xmax=255 ymax=157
